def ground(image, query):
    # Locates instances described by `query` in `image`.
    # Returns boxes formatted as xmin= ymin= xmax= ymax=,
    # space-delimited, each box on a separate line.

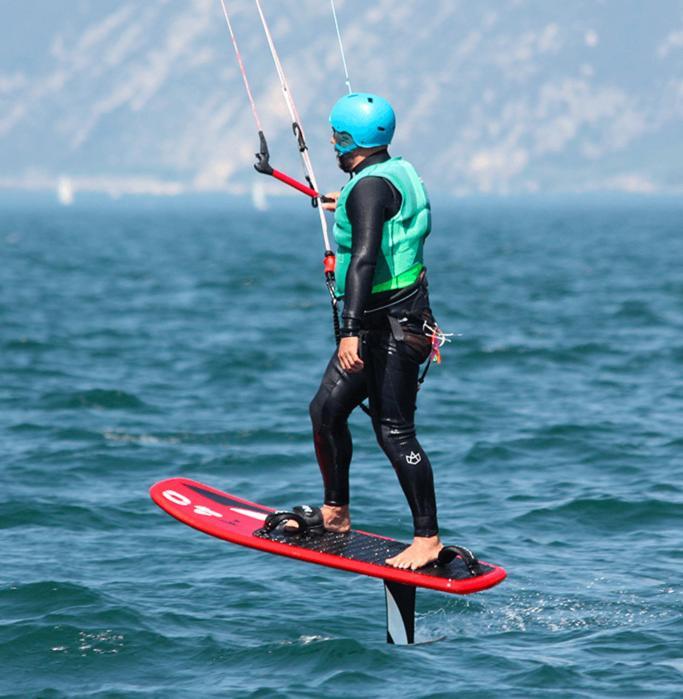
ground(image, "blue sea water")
xmin=1 ymin=198 xmax=682 ymax=698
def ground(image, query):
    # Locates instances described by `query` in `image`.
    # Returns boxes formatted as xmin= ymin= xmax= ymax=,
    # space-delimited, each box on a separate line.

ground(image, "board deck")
xmin=150 ymin=478 xmax=506 ymax=595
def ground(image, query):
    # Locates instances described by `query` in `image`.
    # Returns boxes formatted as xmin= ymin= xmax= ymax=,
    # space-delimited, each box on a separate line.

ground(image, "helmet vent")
xmin=377 ymin=126 xmax=385 ymax=131
xmin=367 ymin=97 xmax=374 ymax=103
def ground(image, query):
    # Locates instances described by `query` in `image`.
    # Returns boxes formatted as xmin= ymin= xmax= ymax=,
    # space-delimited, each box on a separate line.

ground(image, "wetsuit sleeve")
xmin=341 ymin=177 xmax=401 ymax=336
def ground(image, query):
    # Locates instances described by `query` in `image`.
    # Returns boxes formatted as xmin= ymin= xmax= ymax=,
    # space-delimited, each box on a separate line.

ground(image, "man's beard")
xmin=336 ymin=151 xmax=355 ymax=173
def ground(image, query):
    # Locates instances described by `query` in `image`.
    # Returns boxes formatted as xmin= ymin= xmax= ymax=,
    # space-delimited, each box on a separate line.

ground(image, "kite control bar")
xmin=254 ymin=130 xmax=340 ymax=342
xmin=220 ymin=0 xmax=340 ymax=346
xmin=254 ymin=131 xmax=332 ymax=204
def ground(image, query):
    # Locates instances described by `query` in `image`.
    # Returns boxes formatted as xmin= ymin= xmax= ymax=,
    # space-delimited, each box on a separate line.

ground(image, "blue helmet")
xmin=329 ymin=93 xmax=396 ymax=155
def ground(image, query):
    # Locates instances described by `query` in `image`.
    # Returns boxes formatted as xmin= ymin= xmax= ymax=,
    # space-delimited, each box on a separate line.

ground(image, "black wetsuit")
xmin=309 ymin=150 xmax=439 ymax=538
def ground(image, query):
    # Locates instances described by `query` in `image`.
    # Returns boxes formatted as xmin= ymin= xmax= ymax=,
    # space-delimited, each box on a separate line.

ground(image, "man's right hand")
xmin=338 ymin=336 xmax=364 ymax=373
xmin=321 ymin=191 xmax=340 ymax=212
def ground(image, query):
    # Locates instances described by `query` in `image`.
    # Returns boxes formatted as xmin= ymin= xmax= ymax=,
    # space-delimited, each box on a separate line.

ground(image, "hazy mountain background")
xmin=1 ymin=0 xmax=682 ymax=202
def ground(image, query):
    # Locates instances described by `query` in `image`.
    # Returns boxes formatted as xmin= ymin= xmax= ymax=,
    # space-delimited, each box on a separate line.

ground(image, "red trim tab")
xmin=323 ymin=254 xmax=336 ymax=274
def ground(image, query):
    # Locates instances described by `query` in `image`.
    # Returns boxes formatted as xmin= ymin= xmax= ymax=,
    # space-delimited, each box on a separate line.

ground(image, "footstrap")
xmin=437 ymin=545 xmax=481 ymax=576
xmin=255 ymin=505 xmax=325 ymax=537
xmin=256 ymin=510 xmax=306 ymax=536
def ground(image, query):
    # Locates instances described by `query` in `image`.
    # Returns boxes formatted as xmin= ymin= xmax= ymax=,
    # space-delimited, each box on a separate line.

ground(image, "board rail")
xmin=150 ymin=477 xmax=506 ymax=596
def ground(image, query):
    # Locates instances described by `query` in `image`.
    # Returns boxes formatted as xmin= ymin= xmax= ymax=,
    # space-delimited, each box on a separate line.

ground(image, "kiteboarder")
xmin=307 ymin=93 xmax=442 ymax=570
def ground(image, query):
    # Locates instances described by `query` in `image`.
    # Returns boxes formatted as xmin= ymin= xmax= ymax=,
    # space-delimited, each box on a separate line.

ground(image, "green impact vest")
xmin=333 ymin=157 xmax=431 ymax=298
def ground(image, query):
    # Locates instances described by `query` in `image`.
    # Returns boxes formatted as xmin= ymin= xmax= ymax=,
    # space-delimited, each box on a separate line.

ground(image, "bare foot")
xmin=284 ymin=504 xmax=351 ymax=533
xmin=321 ymin=504 xmax=351 ymax=532
xmin=385 ymin=535 xmax=442 ymax=570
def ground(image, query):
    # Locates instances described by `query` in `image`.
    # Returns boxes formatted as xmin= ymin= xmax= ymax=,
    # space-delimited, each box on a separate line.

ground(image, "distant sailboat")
xmin=250 ymin=180 xmax=267 ymax=211
xmin=57 ymin=176 xmax=75 ymax=205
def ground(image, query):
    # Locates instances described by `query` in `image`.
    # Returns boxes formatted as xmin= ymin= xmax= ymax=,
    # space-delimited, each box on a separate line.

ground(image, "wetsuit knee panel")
xmin=373 ymin=420 xmax=416 ymax=450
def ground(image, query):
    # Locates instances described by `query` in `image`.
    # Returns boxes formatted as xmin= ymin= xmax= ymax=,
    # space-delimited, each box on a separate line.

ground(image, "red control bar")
xmin=271 ymin=168 xmax=320 ymax=199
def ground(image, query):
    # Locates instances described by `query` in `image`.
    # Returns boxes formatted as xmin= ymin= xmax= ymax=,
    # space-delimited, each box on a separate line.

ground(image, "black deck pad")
xmin=254 ymin=528 xmax=493 ymax=580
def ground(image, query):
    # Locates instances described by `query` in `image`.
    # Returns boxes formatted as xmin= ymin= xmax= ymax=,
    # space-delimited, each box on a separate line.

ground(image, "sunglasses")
xmin=332 ymin=129 xmax=356 ymax=150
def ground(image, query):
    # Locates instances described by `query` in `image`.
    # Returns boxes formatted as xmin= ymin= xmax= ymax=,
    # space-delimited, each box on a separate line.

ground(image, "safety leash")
xmin=418 ymin=321 xmax=454 ymax=388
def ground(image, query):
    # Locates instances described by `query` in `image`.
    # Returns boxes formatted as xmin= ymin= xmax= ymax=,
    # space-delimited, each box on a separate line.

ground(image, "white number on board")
xmin=161 ymin=491 xmax=222 ymax=518
xmin=193 ymin=505 xmax=222 ymax=518
xmin=162 ymin=490 xmax=191 ymax=506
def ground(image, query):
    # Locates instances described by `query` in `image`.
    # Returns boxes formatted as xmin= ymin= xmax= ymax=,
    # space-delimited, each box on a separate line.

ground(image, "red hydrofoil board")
xmin=150 ymin=478 xmax=506 ymax=595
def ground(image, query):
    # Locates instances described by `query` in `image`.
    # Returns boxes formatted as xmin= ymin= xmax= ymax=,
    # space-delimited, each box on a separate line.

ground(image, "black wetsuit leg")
xmin=364 ymin=330 xmax=438 ymax=538
xmin=309 ymin=351 xmax=367 ymax=506
xmin=310 ymin=284 xmax=439 ymax=537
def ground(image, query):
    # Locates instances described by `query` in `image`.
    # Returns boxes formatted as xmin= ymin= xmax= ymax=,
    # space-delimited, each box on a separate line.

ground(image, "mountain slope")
xmin=1 ymin=0 xmax=682 ymax=197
